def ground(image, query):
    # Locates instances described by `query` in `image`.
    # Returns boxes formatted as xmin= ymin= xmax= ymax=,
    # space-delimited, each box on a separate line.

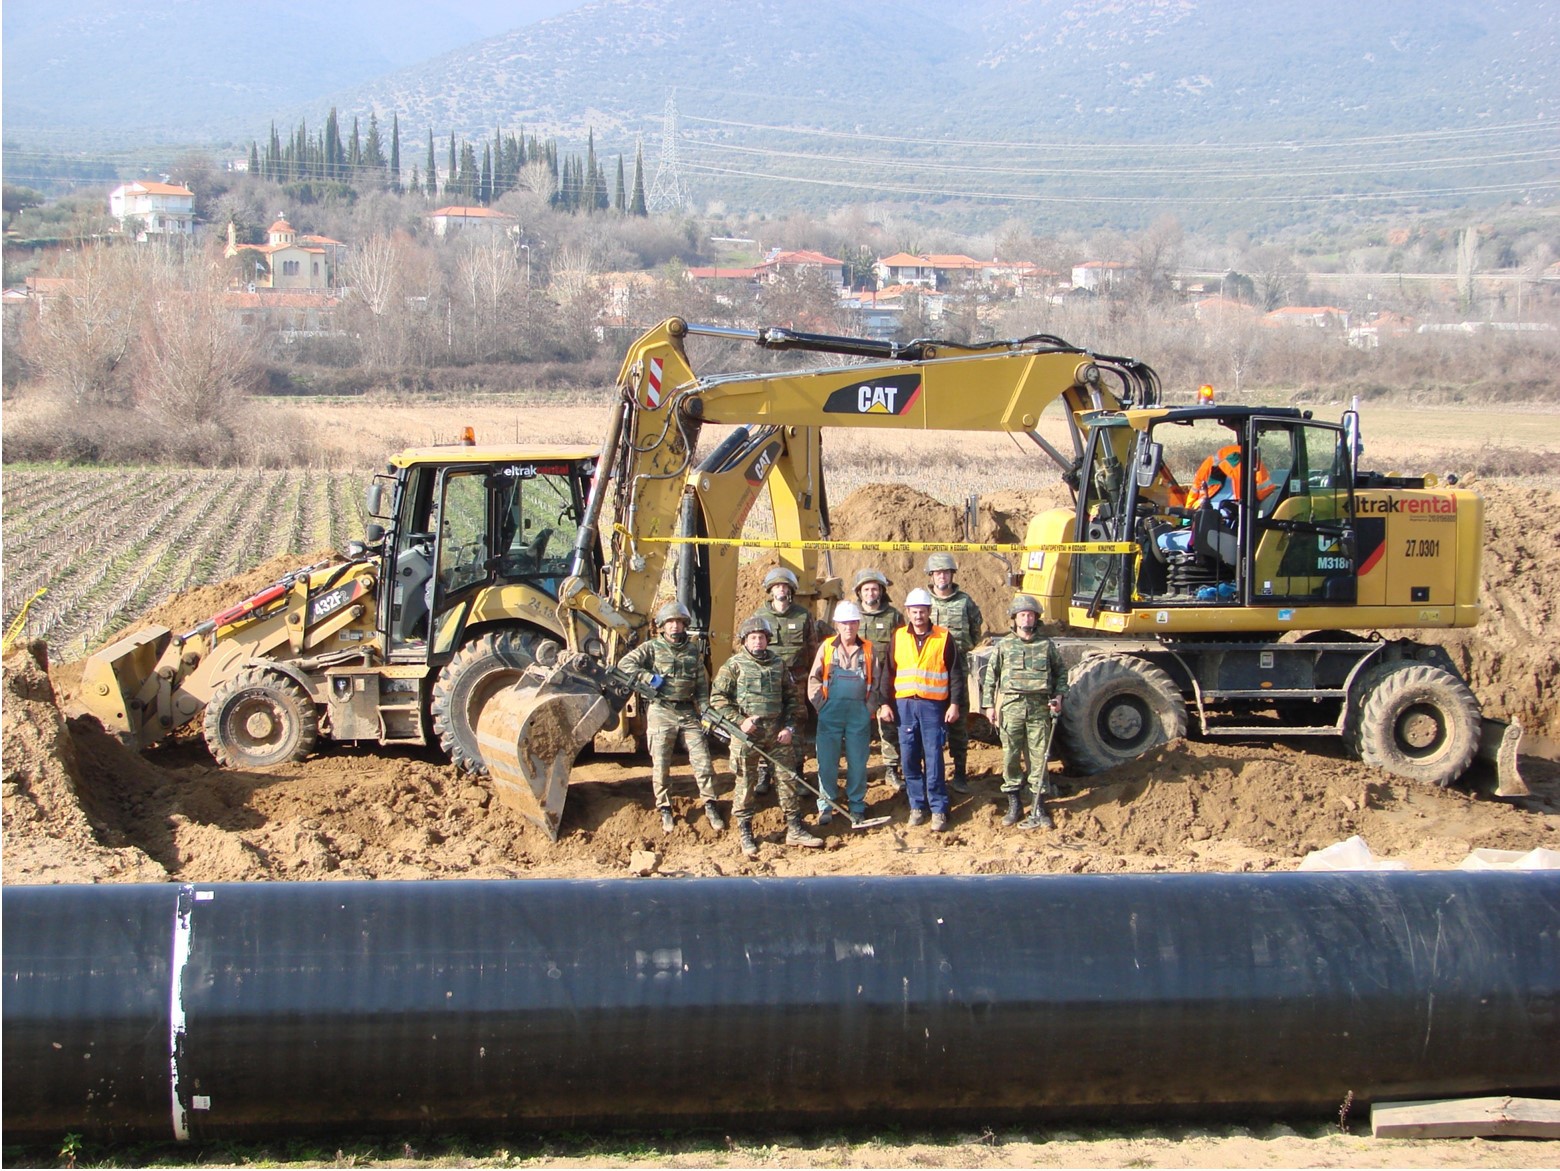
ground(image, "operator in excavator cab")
xmin=1158 ymin=423 xmax=1276 ymax=565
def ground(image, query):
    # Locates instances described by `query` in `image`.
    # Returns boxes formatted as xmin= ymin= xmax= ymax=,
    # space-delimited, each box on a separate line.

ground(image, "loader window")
xmin=436 ymin=472 xmax=490 ymax=597
xmin=493 ymin=467 xmax=586 ymax=595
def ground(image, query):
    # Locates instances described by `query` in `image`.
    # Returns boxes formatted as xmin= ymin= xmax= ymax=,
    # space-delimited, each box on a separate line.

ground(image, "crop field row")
xmin=2 ymin=468 xmax=370 ymax=655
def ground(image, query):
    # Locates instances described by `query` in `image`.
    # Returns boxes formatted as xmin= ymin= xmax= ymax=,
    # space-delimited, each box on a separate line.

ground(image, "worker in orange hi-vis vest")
xmin=877 ymin=588 xmax=967 ymax=834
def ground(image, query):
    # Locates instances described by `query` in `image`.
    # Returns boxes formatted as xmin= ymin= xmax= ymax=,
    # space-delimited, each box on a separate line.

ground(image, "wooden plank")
xmin=1372 ymin=1096 xmax=1560 ymax=1139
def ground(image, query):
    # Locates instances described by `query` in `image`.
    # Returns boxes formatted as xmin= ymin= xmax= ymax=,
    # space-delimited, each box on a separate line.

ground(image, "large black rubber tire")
xmin=430 ymin=629 xmax=540 ymax=775
xmin=1348 ymin=663 xmax=1480 ymax=787
xmin=203 ymin=667 xmax=319 ymax=769
xmin=1060 ymin=654 xmax=1188 ymax=774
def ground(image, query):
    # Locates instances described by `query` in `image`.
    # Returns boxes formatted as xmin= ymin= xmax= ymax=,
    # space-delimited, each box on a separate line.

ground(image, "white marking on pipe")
xmin=169 ymin=885 xmax=196 ymax=1141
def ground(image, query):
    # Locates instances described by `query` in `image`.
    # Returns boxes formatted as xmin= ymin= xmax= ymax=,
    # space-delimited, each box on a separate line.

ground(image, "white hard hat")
xmin=832 ymin=601 xmax=862 ymax=623
xmin=904 ymin=587 xmax=934 ymax=608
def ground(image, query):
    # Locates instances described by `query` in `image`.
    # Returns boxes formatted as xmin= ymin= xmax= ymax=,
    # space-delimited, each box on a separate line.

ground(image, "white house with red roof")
xmin=108 ymin=180 xmax=195 ymax=238
xmin=427 ymin=205 xmax=519 ymax=238
xmin=1071 ymin=260 xmax=1135 ymax=292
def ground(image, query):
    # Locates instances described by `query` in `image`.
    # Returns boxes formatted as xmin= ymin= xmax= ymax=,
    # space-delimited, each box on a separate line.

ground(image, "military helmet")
xmin=903 ymin=587 xmax=934 ymax=608
xmin=655 ymin=601 xmax=693 ymax=626
xmin=762 ymin=566 xmax=799 ymax=591
xmin=924 ymin=552 xmax=958 ymax=573
xmin=1009 ymin=594 xmax=1042 ymax=618
xmin=852 ymin=568 xmax=890 ymax=593
xmin=738 ymin=616 xmax=775 ymax=639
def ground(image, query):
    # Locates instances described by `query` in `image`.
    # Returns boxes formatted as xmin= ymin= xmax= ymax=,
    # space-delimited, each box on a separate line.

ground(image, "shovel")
xmin=701 ymin=707 xmax=893 ymax=830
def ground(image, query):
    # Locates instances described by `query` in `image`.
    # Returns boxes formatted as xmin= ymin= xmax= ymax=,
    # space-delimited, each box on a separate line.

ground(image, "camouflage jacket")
xmin=619 ymin=635 xmax=709 ymax=707
xmin=753 ymin=600 xmax=817 ymax=671
xmin=711 ymin=648 xmax=800 ymax=724
xmin=931 ymin=588 xmax=984 ymax=652
xmin=980 ymin=632 xmax=1069 ymax=708
xmin=857 ymin=602 xmax=903 ymax=650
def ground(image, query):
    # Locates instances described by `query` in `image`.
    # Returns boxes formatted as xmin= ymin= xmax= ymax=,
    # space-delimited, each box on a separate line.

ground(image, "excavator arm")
xmin=481 ymin=318 xmax=1159 ymax=836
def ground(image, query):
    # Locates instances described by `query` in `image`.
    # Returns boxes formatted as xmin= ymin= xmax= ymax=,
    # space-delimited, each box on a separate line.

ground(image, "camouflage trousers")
xmin=947 ymin=709 xmax=970 ymax=781
xmin=730 ymin=715 xmax=803 ymax=820
xmin=996 ymin=696 xmax=1056 ymax=800
xmin=646 ymin=703 xmax=718 ymax=810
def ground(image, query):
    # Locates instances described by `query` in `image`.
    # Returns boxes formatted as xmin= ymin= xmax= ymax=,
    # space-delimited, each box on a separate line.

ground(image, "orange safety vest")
xmin=893 ymin=626 xmax=951 ymax=701
xmin=1188 ymin=444 xmax=1276 ymax=508
xmin=818 ymin=636 xmax=873 ymax=701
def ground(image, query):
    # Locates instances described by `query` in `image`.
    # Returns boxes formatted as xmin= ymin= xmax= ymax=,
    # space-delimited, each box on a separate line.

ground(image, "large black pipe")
xmin=5 ymin=874 xmax=1558 ymax=1141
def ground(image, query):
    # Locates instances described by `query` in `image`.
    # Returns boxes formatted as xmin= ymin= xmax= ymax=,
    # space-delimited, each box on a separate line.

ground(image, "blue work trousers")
xmin=896 ymin=696 xmax=950 ymax=815
xmin=815 ymin=686 xmax=871 ymax=819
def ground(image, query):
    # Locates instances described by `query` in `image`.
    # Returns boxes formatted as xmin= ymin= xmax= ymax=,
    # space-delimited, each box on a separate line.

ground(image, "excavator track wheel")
xmin=1060 ymin=654 xmax=1187 ymax=775
xmin=203 ymin=668 xmax=319 ymax=770
xmin=1348 ymin=663 xmax=1481 ymax=788
xmin=431 ymin=629 xmax=540 ymax=776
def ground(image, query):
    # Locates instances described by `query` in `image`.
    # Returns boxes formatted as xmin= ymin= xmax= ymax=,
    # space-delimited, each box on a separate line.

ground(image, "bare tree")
xmin=456 ymin=238 xmax=523 ymax=357
xmin=18 ymin=246 xmax=147 ymax=408
xmin=136 ymin=262 xmax=262 ymax=426
xmin=343 ymin=233 xmax=408 ymax=365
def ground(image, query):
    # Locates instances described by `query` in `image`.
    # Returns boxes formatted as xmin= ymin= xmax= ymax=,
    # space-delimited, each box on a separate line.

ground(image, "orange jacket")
xmin=1189 ymin=444 xmax=1275 ymax=509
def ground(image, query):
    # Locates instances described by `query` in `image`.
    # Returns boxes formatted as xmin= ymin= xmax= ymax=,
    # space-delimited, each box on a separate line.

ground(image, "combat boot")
xmin=660 ymin=807 xmax=676 ymax=834
xmin=947 ymin=772 xmax=970 ymax=795
xmin=785 ymin=815 xmax=824 ymax=849
xmin=704 ymin=801 xmax=726 ymax=831
xmin=737 ymin=818 xmax=759 ymax=859
xmin=1002 ymin=793 xmax=1024 ymax=826
xmin=754 ymin=760 xmax=773 ymax=795
xmin=1019 ymin=799 xmax=1054 ymax=830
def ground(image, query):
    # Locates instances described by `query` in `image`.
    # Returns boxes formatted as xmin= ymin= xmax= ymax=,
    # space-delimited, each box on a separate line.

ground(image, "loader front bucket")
xmin=78 ymin=626 xmax=175 ymax=747
xmin=475 ymin=654 xmax=621 ymax=838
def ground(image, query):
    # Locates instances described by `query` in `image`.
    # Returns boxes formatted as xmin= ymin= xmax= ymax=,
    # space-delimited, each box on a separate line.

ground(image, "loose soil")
xmin=4 ymin=480 xmax=1558 ymax=1169
xmin=6 ymin=483 xmax=1556 ymax=887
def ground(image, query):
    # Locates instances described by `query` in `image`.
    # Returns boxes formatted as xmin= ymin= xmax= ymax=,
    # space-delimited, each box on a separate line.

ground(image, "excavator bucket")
xmin=1478 ymin=718 xmax=1528 ymax=798
xmin=475 ymin=654 xmax=623 ymax=838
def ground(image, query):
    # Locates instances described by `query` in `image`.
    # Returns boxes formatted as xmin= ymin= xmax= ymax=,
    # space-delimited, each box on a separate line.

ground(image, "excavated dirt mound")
xmin=4 ymin=485 xmax=1557 ymax=886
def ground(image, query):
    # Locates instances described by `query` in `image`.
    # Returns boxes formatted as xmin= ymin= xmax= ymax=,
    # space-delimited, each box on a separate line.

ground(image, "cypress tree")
xmin=630 ymin=141 xmax=648 ymax=216
xmin=585 ymin=130 xmax=598 ymax=214
xmin=614 ymin=155 xmax=626 ymax=213
xmin=427 ymin=129 xmax=438 ymax=198
xmin=364 ymin=112 xmax=386 ymax=177
xmin=349 ymin=116 xmax=363 ymax=179
xmin=448 ymin=134 xmax=458 ymax=196
xmin=325 ymin=108 xmax=341 ymax=180
xmin=459 ymin=142 xmax=478 ymax=200
xmin=480 ymin=144 xmax=493 ymax=205
xmin=408 ymin=164 xmax=422 ymax=198
xmin=390 ymin=113 xmax=402 ymax=192
xmin=249 ymin=141 xmax=261 ymax=179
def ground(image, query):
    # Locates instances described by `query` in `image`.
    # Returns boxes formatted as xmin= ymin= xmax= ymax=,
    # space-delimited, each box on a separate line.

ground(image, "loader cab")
xmin=377 ymin=446 xmax=598 ymax=660
xmin=1071 ymin=408 xmax=1357 ymax=618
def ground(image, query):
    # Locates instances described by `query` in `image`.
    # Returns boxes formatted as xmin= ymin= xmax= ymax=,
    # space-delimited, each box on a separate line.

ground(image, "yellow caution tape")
xmin=2 ymin=588 xmax=47 ymax=654
xmin=616 ymin=526 xmax=1136 ymax=555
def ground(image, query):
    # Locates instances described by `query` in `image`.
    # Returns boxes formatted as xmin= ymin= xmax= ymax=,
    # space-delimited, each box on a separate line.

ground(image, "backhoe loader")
xmin=479 ymin=318 xmax=1522 ymax=836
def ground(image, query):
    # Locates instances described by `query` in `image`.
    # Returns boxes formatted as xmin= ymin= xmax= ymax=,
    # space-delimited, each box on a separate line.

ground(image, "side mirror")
xmin=365 ymin=522 xmax=385 ymax=544
xmin=365 ymin=481 xmax=385 ymax=518
xmin=1135 ymin=440 xmax=1163 ymax=489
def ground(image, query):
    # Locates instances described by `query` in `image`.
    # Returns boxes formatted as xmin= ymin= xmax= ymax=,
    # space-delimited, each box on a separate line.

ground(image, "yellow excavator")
xmin=478 ymin=318 xmax=1522 ymax=836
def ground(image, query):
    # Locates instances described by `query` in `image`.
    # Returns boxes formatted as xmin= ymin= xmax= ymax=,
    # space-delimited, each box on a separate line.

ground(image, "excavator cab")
xmin=1069 ymin=407 xmax=1359 ymax=621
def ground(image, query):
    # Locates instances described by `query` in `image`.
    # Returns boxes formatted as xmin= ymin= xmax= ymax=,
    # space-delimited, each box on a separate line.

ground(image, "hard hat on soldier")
xmin=655 ymin=601 xmax=693 ymax=626
xmin=924 ymin=552 xmax=957 ymax=574
xmin=763 ymin=566 xmax=799 ymax=590
xmin=738 ymin=615 xmax=774 ymax=639
xmin=1009 ymin=594 xmax=1042 ymax=617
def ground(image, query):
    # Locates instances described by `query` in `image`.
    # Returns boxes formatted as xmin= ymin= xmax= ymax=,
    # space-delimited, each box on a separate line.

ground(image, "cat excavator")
xmin=478 ymin=319 xmax=1521 ymax=837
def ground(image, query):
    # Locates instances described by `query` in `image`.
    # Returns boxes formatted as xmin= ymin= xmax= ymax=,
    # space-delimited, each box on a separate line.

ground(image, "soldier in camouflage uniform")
xmin=711 ymin=615 xmax=824 ymax=858
xmin=748 ymin=566 xmax=819 ymax=794
xmin=618 ymin=601 xmax=723 ymax=834
xmin=926 ymin=552 xmax=984 ymax=793
xmin=980 ymin=594 xmax=1069 ymax=830
xmin=853 ymin=568 xmax=905 ymax=791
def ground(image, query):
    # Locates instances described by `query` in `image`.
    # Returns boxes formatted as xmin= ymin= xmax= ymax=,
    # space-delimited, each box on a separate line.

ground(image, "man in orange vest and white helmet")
xmin=877 ymin=588 xmax=967 ymax=832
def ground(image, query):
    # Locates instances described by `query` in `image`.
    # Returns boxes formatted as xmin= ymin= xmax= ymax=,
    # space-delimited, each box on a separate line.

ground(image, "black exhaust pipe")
xmin=5 ymin=873 xmax=1558 ymax=1141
